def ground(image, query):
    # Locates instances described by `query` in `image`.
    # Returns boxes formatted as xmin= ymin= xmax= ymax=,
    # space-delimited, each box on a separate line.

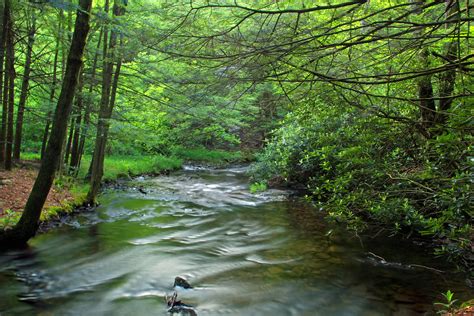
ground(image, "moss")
xmin=39 ymin=184 xmax=89 ymax=222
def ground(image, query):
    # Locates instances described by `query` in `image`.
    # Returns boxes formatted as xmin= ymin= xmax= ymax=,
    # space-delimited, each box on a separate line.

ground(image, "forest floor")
xmin=0 ymin=161 xmax=75 ymax=220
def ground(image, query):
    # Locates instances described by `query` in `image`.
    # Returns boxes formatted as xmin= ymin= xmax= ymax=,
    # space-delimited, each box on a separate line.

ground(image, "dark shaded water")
xmin=0 ymin=166 xmax=471 ymax=315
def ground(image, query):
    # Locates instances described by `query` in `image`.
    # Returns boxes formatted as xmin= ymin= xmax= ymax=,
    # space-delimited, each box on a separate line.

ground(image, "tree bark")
xmin=0 ymin=61 xmax=7 ymax=166
xmin=0 ymin=0 xmax=8 ymax=164
xmin=64 ymin=116 xmax=75 ymax=165
xmin=0 ymin=0 xmax=92 ymax=247
xmin=74 ymin=27 xmax=103 ymax=177
xmin=14 ymin=10 xmax=36 ymax=161
xmin=40 ymin=14 xmax=62 ymax=160
xmin=417 ymin=48 xmax=436 ymax=138
xmin=57 ymin=9 xmax=75 ymax=174
xmin=4 ymin=9 xmax=14 ymax=170
xmin=436 ymin=0 xmax=460 ymax=127
xmin=87 ymin=0 xmax=125 ymax=203
xmin=68 ymin=73 xmax=83 ymax=173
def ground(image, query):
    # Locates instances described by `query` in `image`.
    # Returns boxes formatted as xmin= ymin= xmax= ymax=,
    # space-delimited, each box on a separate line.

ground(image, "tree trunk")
xmin=40 ymin=113 xmax=50 ymax=159
xmin=436 ymin=0 xmax=460 ymax=127
xmin=69 ymin=73 xmax=83 ymax=174
xmin=41 ymin=14 xmax=62 ymax=160
xmin=57 ymin=8 xmax=75 ymax=174
xmin=57 ymin=122 xmax=68 ymax=174
xmin=0 ymin=61 xmax=7 ymax=165
xmin=14 ymin=9 xmax=36 ymax=161
xmin=0 ymin=0 xmax=7 ymax=164
xmin=75 ymin=27 xmax=103 ymax=177
xmin=87 ymin=0 xmax=126 ymax=203
xmin=4 ymin=9 xmax=14 ymax=171
xmin=89 ymin=54 xmax=122 ymax=202
xmin=64 ymin=116 xmax=75 ymax=165
xmin=0 ymin=0 xmax=92 ymax=247
xmin=417 ymin=48 xmax=436 ymax=138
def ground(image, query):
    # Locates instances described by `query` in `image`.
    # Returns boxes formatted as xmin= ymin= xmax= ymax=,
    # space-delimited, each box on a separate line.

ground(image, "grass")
xmin=20 ymin=148 xmax=243 ymax=181
xmin=20 ymin=152 xmax=41 ymax=160
xmin=172 ymin=147 xmax=242 ymax=164
xmin=78 ymin=154 xmax=183 ymax=180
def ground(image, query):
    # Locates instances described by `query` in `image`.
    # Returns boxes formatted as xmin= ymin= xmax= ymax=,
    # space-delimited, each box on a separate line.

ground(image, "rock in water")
xmin=174 ymin=276 xmax=192 ymax=289
xmin=165 ymin=291 xmax=197 ymax=315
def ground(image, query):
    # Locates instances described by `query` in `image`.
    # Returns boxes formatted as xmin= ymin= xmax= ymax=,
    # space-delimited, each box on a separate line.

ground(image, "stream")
xmin=0 ymin=166 xmax=471 ymax=315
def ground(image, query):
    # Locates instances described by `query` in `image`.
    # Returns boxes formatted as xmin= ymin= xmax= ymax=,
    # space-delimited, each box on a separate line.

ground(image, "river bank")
xmin=0 ymin=150 xmax=245 ymax=230
xmin=0 ymin=162 xmax=86 ymax=229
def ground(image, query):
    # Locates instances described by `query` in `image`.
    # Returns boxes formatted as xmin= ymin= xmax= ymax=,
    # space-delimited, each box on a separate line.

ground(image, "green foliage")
xmin=251 ymin=97 xmax=472 ymax=268
xmin=0 ymin=210 xmax=21 ymax=230
xmin=434 ymin=290 xmax=459 ymax=314
xmin=171 ymin=147 xmax=242 ymax=164
xmin=435 ymin=290 xmax=458 ymax=313
xmin=79 ymin=155 xmax=183 ymax=180
xmin=250 ymin=181 xmax=267 ymax=194
xmin=20 ymin=152 xmax=41 ymax=161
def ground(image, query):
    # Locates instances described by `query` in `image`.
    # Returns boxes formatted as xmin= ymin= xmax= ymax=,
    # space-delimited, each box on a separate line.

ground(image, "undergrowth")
xmin=171 ymin=146 xmax=242 ymax=164
xmin=79 ymin=155 xmax=183 ymax=180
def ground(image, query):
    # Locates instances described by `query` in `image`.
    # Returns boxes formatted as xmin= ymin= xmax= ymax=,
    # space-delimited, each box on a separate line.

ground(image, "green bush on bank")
xmin=171 ymin=146 xmax=242 ymax=164
xmin=251 ymin=100 xmax=472 ymax=270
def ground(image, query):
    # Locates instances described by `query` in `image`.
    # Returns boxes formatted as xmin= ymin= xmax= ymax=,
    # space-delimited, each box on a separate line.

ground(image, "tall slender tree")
xmin=0 ymin=0 xmax=8 ymax=165
xmin=40 ymin=11 xmax=62 ymax=160
xmin=67 ymin=72 xmax=84 ymax=173
xmin=14 ymin=5 xmax=36 ymax=161
xmin=4 ymin=4 xmax=14 ymax=170
xmin=71 ymin=27 xmax=104 ymax=176
xmin=87 ymin=0 xmax=126 ymax=203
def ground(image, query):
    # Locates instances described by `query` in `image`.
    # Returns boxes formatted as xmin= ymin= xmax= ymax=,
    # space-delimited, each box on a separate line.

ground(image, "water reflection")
xmin=0 ymin=167 xmax=470 ymax=315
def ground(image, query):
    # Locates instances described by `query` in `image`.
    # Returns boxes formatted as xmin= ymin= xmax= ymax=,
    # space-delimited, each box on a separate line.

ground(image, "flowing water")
xmin=0 ymin=166 xmax=471 ymax=315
